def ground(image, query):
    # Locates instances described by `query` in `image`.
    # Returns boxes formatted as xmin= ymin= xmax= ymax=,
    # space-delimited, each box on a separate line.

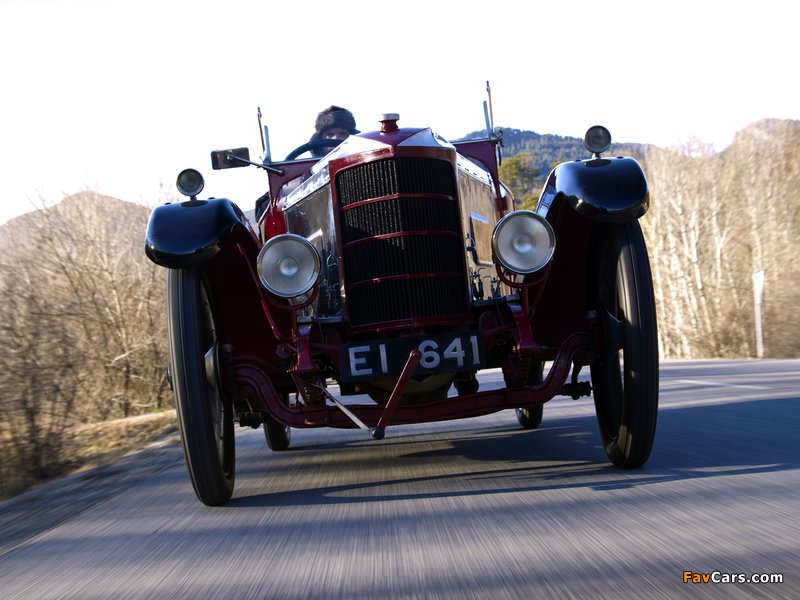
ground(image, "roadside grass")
xmin=0 ymin=410 xmax=179 ymax=501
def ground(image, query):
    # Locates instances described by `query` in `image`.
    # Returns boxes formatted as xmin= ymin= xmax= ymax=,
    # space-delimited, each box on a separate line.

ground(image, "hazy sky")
xmin=1 ymin=0 xmax=797 ymax=224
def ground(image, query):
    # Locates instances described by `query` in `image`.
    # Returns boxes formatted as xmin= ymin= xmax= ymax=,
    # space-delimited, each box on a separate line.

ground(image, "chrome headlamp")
xmin=257 ymin=234 xmax=321 ymax=298
xmin=491 ymin=211 xmax=556 ymax=275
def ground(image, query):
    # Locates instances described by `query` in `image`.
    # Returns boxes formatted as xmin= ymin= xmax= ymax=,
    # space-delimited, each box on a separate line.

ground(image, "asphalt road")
xmin=1 ymin=359 xmax=798 ymax=599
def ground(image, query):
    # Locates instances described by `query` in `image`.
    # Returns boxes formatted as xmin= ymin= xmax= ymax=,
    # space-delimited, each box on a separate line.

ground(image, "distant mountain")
xmin=459 ymin=127 xmax=652 ymax=177
xmin=0 ymin=192 xmax=152 ymax=264
xmin=728 ymin=118 xmax=800 ymax=147
xmin=1 ymin=191 xmax=149 ymax=232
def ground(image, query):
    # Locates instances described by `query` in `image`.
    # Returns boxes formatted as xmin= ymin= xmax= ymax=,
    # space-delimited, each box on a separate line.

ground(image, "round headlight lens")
xmin=176 ymin=168 xmax=204 ymax=197
xmin=584 ymin=125 xmax=612 ymax=155
xmin=492 ymin=211 xmax=556 ymax=275
xmin=257 ymin=234 xmax=321 ymax=298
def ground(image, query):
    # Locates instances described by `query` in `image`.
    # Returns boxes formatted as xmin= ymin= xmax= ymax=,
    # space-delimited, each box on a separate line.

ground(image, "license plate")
xmin=338 ymin=331 xmax=486 ymax=383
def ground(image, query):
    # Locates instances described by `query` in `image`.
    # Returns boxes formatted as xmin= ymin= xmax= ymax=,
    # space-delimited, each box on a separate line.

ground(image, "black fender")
xmin=537 ymin=156 xmax=649 ymax=223
xmin=145 ymin=198 xmax=249 ymax=268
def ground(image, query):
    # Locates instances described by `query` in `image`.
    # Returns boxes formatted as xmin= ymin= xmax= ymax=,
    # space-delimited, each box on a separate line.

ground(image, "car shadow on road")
xmin=227 ymin=394 xmax=800 ymax=508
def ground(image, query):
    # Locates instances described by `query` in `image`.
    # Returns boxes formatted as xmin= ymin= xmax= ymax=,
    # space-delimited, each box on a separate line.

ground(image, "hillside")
xmin=0 ymin=191 xmax=151 ymax=239
xmin=638 ymin=118 xmax=800 ymax=358
xmin=459 ymin=127 xmax=652 ymax=175
xmin=0 ymin=192 xmax=169 ymax=498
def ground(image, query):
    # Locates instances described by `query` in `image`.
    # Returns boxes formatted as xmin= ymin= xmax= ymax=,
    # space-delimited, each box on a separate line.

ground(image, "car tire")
xmin=588 ymin=221 xmax=658 ymax=468
xmin=167 ymin=268 xmax=235 ymax=506
xmin=264 ymin=420 xmax=291 ymax=451
xmin=516 ymin=360 xmax=545 ymax=429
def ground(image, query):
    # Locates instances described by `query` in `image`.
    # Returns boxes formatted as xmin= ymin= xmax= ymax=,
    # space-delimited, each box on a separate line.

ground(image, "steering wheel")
xmin=284 ymin=138 xmax=344 ymax=161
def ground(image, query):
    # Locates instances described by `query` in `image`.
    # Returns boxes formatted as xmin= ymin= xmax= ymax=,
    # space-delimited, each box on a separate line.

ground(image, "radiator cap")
xmin=380 ymin=113 xmax=400 ymax=133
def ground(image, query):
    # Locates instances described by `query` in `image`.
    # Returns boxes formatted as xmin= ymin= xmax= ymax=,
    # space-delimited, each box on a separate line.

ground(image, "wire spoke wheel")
xmin=589 ymin=222 xmax=658 ymax=468
xmin=167 ymin=268 xmax=235 ymax=505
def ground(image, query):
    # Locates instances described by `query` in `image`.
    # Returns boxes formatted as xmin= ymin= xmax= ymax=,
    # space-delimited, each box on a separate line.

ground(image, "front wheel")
xmin=167 ymin=268 xmax=235 ymax=506
xmin=588 ymin=222 xmax=658 ymax=468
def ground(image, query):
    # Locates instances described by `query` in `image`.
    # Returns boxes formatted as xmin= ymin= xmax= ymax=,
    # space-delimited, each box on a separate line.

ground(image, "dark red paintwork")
xmin=193 ymin=127 xmax=603 ymax=433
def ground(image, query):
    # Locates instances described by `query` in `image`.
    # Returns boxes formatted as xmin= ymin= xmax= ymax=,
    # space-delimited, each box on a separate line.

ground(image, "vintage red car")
xmin=145 ymin=102 xmax=657 ymax=506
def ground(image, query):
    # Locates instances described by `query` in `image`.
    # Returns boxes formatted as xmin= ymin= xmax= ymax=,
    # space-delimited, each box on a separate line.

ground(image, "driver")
xmin=255 ymin=106 xmax=360 ymax=219
xmin=309 ymin=105 xmax=360 ymax=156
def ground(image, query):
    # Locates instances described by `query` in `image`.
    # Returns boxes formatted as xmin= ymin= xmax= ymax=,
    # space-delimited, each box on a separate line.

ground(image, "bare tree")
xmin=33 ymin=194 xmax=170 ymax=420
xmin=0 ymin=230 xmax=81 ymax=489
xmin=0 ymin=191 xmax=169 ymax=496
xmin=641 ymin=120 xmax=800 ymax=358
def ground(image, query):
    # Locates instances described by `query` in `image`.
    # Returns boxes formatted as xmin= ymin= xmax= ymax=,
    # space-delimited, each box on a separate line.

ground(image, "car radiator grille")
xmin=336 ymin=157 xmax=469 ymax=327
